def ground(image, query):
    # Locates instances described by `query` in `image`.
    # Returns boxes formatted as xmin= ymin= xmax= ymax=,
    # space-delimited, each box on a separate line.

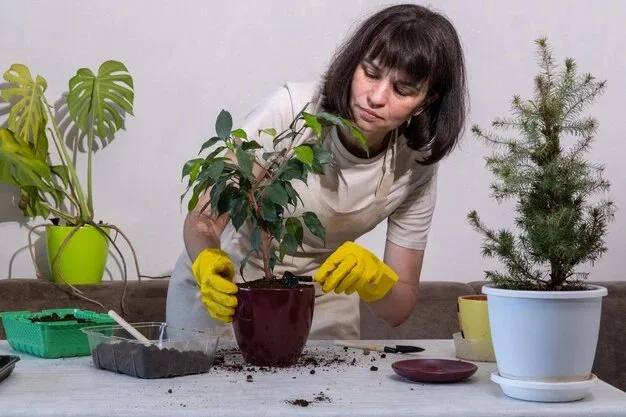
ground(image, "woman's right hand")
xmin=191 ymin=248 xmax=238 ymax=323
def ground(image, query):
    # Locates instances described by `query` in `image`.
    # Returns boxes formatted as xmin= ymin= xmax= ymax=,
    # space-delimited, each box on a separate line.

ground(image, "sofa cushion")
xmin=0 ymin=279 xmax=169 ymax=339
xmin=360 ymin=281 xmax=477 ymax=339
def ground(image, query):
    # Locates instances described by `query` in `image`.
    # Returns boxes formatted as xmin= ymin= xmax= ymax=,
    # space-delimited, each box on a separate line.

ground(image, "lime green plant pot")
xmin=46 ymin=225 xmax=109 ymax=285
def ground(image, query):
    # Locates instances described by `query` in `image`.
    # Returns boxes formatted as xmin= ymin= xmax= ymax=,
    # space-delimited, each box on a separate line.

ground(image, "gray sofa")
xmin=0 ymin=279 xmax=623 ymax=391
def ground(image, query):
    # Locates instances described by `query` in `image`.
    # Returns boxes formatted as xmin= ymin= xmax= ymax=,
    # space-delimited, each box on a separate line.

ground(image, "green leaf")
xmin=316 ymin=112 xmax=367 ymax=151
xmin=50 ymin=165 xmax=70 ymax=188
xmin=235 ymin=147 xmax=253 ymax=178
xmin=250 ymin=221 xmax=261 ymax=252
xmin=262 ymin=151 xmax=278 ymax=161
xmin=18 ymin=186 xmax=45 ymax=218
xmin=230 ymin=194 xmax=249 ymax=231
xmin=303 ymin=211 xmax=326 ymax=242
xmin=204 ymin=160 xmax=225 ymax=181
xmin=294 ymin=145 xmax=314 ymax=167
xmin=260 ymin=198 xmax=280 ymax=221
xmin=265 ymin=182 xmax=289 ymax=205
xmin=203 ymin=146 xmax=226 ymax=163
xmin=290 ymin=103 xmax=312 ymax=130
xmin=209 ymin=180 xmax=226 ymax=212
xmin=16 ymin=185 xmax=51 ymax=218
xmin=241 ymin=140 xmax=263 ymax=151
xmin=0 ymin=128 xmax=51 ymax=188
xmin=268 ymin=220 xmax=284 ymax=242
xmin=282 ymin=232 xmax=298 ymax=255
xmin=217 ymin=184 xmax=237 ymax=215
xmin=30 ymin=125 xmax=48 ymax=162
xmin=302 ymin=112 xmax=322 ymax=137
xmin=231 ymin=128 xmax=247 ymax=139
xmin=269 ymin=248 xmax=278 ymax=270
xmin=47 ymin=183 xmax=66 ymax=210
xmin=1 ymin=64 xmax=48 ymax=149
xmin=215 ymin=110 xmax=232 ymax=140
xmin=279 ymin=241 xmax=287 ymax=261
xmin=239 ymin=250 xmax=252 ymax=278
xmin=283 ymin=181 xmax=302 ymax=207
xmin=67 ymin=60 xmax=135 ymax=139
xmin=182 ymin=158 xmax=203 ymax=180
xmin=315 ymin=111 xmax=344 ymax=127
xmin=346 ymin=120 xmax=368 ymax=152
xmin=273 ymin=131 xmax=295 ymax=147
xmin=186 ymin=181 xmax=206 ymax=212
xmin=285 ymin=217 xmax=304 ymax=247
xmin=279 ymin=159 xmax=305 ymax=182
xmin=259 ymin=128 xmax=277 ymax=137
xmin=313 ymin=145 xmax=333 ymax=165
xmin=199 ymin=136 xmax=222 ymax=154
xmin=309 ymin=159 xmax=324 ymax=175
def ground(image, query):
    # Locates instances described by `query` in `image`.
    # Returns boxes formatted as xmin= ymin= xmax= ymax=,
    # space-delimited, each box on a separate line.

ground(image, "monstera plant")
xmin=0 ymin=61 xmax=137 ymax=308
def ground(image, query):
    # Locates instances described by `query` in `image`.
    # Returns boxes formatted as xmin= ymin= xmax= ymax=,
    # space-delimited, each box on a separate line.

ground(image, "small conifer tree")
xmin=468 ymin=38 xmax=615 ymax=290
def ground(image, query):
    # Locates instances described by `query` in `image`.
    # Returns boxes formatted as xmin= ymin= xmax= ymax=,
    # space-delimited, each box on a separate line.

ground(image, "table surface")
xmin=1 ymin=339 xmax=625 ymax=417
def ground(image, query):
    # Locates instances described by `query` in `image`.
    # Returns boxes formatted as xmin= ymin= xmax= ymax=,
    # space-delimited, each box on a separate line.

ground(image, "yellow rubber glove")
xmin=192 ymin=248 xmax=238 ymax=323
xmin=313 ymin=241 xmax=398 ymax=302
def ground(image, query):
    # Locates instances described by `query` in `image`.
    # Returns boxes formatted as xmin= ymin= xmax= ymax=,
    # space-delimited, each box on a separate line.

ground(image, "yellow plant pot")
xmin=457 ymin=294 xmax=491 ymax=341
xmin=46 ymin=225 xmax=109 ymax=285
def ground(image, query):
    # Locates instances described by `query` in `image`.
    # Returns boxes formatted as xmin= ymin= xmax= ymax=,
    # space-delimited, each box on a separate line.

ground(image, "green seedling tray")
xmin=0 ymin=308 xmax=115 ymax=359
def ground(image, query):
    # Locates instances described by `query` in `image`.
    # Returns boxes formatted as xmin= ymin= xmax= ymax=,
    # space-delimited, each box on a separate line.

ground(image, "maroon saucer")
xmin=391 ymin=358 xmax=478 ymax=383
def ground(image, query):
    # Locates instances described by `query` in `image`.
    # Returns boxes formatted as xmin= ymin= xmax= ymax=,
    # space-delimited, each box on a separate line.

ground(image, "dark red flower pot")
xmin=232 ymin=285 xmax=315 ymax=367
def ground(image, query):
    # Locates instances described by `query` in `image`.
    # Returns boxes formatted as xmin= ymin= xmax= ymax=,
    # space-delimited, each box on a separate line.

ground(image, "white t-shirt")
xmin=218 ymin=81 xmax=438 ymax=339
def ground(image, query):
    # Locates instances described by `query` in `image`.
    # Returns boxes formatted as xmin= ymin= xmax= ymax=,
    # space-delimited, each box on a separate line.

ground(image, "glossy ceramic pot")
xmin=46 ymin=225 xmax=109 ymax=285
xmin=232 ymin=285 xmax=315 ymax=366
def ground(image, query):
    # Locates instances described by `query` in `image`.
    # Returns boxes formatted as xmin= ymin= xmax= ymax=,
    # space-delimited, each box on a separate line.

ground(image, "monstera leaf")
xmin=1 ymin=64 xmax=49 ymax=150
xmin=67 ymin=60 xmax=134 ymax=139
xmin=0 ymin=128 xmax=51 ymax=188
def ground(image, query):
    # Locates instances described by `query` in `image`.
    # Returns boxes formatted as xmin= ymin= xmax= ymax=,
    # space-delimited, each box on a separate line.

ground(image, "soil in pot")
xmin=29 ymin=313 xmax=94 ymax=324
xmin=233 ymin=273 xmax=315 ymax=367
xmin=91 ymin=341 xmax=212 ymax=378
xmin=238 ymin=271 xmax=313 ymax=289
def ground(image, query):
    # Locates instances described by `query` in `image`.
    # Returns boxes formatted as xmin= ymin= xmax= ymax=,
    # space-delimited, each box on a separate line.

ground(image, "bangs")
xmin=365 ymin=22 xmax=435 ymax=89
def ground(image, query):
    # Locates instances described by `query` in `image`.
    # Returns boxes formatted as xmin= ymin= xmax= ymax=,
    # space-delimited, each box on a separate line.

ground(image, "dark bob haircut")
xmin=322 ymin=4 xmax=467 ymax=165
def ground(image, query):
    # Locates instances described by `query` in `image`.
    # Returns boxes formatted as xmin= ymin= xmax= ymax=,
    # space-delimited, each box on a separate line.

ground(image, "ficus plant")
xmin=0 ymin=61 xmax=148 ymax=310
xmin=182 ymin=107 xmax=366 ymax=285
xmin=468 ymin=38 xmax=615 ymax=291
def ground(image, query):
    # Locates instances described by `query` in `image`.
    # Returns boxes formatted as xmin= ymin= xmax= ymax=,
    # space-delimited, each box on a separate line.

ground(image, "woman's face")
xmin=349 ymin=59 xmax=429 ymax=143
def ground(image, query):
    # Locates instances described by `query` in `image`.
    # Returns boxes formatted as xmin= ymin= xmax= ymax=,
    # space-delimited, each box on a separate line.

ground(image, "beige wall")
xmin=1 ymin=0 xmax=624 ymax=282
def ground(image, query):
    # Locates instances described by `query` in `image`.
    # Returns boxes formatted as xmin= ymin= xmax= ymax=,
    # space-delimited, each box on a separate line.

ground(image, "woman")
xmin=166 ymin=3 xmax=467 ymax=339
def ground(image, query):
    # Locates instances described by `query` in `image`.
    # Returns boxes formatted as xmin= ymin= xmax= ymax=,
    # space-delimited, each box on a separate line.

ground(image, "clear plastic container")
xmin=453 ymin=331 xmax=496 ymax=362
xmin=81 ymin=322 xmax=220 ymax=378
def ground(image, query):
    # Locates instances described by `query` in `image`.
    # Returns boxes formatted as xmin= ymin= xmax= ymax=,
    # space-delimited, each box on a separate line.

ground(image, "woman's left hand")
xmin=313 ymin=241 xmax=399 ymax=302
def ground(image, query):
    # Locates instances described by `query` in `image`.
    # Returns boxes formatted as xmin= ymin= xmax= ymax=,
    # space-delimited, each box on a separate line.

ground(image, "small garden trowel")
xmin=334 ymin=340 xmax=425 ymax=354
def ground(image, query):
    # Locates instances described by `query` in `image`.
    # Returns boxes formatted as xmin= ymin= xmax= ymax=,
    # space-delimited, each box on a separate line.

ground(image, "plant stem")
xmin=262 ymin=124 xmax=308 ymax=187
xmin=43 ymin=97 xmax=92 ymax=222
xmin=39 ymin=201 xmax=77 ymax=225
xmin=246 ymin=184 xmax=273 ymax=279
xmin=260 ymin=229 xmax=272 ymax=279
xmin=86 ymin=112 xmax=95 ymax=216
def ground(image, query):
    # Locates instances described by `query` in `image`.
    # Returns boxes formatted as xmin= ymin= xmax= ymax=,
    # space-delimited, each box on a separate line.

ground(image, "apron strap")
xmin=375 ymin=129 xmax=397 ymax=201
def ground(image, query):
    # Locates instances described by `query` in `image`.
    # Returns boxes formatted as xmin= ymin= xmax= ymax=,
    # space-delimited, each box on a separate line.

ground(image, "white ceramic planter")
xmin=483 ymin=284 xmax=607 ymax=382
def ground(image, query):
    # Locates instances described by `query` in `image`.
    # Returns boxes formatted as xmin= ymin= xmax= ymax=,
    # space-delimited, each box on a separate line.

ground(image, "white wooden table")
xmin=1 ymin=339 xmax=625 ymax=416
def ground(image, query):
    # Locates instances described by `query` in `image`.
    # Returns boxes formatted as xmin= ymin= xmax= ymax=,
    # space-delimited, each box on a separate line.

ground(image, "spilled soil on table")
xmin=211 ymin=345 xmax=386 ymax=406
